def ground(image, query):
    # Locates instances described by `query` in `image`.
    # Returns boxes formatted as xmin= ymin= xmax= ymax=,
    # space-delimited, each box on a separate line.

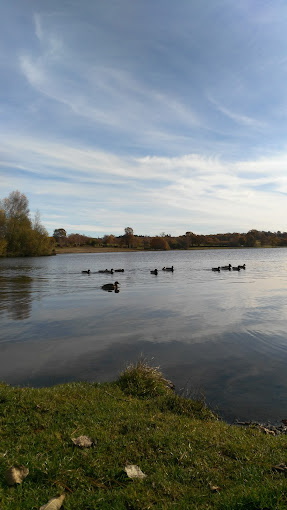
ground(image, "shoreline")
xmin=54 ymin=245 xmax=278 ymax=254
xmin=1 ymin=365 xmax=287 ymax=509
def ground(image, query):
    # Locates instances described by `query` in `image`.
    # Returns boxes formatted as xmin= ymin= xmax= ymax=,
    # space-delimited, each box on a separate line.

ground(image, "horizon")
xmin=54 ymin=227 xmax=286 ymax=239
xmin=2 ymin=1 xmax=287 ymax=236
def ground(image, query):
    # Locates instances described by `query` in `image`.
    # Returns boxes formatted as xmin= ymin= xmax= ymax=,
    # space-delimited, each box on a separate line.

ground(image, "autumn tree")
xmin=124 ymin=227 xmax=134 ymax=248
xmin=0 ymin=209 xmax=7 ymax=255
xmin=150 ymin=236 xmax=170 ymax=250
xmin=32 ymin=211 xmax=54 ymax=255
xmin=103 ymin=234 xmax=116 ymax=246
xmin=0 ymin=191 xmax=53 ymax=256
xmin=1 ymin=191 xmax=32 ymax=255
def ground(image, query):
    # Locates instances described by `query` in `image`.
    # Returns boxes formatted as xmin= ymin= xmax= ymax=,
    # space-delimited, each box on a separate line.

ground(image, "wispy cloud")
xmin=207 ymin=94 xmax=266 ymax=129
xmin=2 ymin=130 xmax=287 ymax=235
xmin=2 ymin=1 xmax=287 ymax=235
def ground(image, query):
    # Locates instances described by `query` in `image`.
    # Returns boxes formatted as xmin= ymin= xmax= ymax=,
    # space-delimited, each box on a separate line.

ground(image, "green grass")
xmin=0 ymin=363 xmax=287 ymax=509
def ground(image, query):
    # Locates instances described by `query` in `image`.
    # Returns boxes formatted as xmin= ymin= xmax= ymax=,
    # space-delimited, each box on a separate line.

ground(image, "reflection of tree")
xmin=0 ymin=276 xmax=33 ymax=320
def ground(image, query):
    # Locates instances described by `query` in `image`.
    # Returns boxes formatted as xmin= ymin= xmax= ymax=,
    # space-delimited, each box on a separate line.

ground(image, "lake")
xmin=1 ymin=248 xmax=287 ymax=423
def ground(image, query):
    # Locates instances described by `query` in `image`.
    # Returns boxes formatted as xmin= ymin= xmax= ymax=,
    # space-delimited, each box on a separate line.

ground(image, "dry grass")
xmin=55 ymin=246 xmax=138 ymax=254
xmin=117 ymin=360 xmax=175 ymax=397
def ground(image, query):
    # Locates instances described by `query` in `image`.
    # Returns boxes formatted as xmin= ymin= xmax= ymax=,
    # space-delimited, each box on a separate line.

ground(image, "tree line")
xmin=1 ymin=190 xmax=286 ymax=257
xmin=54 ymin=226 xmax=287 ymax=250
xmin=0 ymin=191 xmax=54 ymax=257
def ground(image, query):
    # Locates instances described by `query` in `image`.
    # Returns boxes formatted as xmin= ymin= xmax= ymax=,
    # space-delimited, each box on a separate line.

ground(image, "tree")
xmin=1 ymin=191 xmax=32 ymax=255
xmin=53 ymin=228 xmax=67 ymax=246
xmin=0 ymin=191 xmax=53 ymax=256
xmin=124 ymin=227 xmax=134 ymax=248
xmin=150 ymin=236 xmax=170 ymax=250
xmin=2 ymin=190 xmax=30 ymax=220
xmin=31 ymin=211 xmax=53 ymax=256
xmin=186 ymin=232 xmax=197 ymax=247
xmin=0 ymin=209 xmax=7 ymax=255
xmin=103 ymin=234 xmax=116 ymax=246
xmin=53 ymin=228 xmax=67 ymax=240
xmin=245 ymin=231 xmax=256 ymax=247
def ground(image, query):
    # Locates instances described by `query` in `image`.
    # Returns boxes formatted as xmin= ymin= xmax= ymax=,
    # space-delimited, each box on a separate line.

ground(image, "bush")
xmin=117 ymin=361 xmax=174 ymax=398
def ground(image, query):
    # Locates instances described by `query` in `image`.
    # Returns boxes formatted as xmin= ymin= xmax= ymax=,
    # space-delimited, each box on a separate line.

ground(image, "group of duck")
xmin=81 ymin=268 xmax=124 ymax=275
xmin=81 ymin=266 xmax=175 ymax=291
xmin=150 ymin=266 xmax=174 ymax=275
xmin=212 ymin=263 xmax=246 ymax=272
xmin=81 ymin=262 xmax=245 ymax=290
xmin=81 ymin=268 xmax=124 ymax=291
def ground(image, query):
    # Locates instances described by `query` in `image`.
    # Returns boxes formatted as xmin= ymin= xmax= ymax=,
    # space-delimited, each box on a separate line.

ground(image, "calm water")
xmin=1 ymin=248 xmax=287 ymax=423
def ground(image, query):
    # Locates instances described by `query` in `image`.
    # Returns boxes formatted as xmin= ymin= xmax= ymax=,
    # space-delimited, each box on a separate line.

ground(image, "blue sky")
xmin=1 ymin=0 xmax=287 ymax=236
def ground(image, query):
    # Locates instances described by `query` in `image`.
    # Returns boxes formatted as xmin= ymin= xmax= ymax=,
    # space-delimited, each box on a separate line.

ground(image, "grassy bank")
xmin=55 ymin=245 xmax=278 ymax=254
xmin=55 ymin=246 xmax=139 ymax=254
xmin=1 ymin=363 xmax=287 ymax=509
xmin=55 ymin=246 xmax=242 ymax=254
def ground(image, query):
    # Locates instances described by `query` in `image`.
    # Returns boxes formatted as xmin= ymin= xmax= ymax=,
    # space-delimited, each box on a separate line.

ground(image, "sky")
xmin=1 ymin=0 xmax=287 ymax=237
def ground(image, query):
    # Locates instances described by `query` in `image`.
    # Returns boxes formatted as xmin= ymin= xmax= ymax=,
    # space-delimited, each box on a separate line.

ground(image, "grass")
xmin=55 ymin=246 xmax=139 ymax=254
xmin=0 ymin=363 xmax=287 ymax=509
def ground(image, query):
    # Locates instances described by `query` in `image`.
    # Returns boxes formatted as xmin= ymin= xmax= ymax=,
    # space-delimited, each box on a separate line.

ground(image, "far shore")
xmin=54 ymin=245 xmax=275 ymax=254
xmin=55 ymin=246 xmax=140 ymax=254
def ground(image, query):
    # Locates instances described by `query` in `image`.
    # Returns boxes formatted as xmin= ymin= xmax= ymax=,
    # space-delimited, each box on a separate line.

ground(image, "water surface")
xmin=1 ymin=248 xmax=287 ymax=423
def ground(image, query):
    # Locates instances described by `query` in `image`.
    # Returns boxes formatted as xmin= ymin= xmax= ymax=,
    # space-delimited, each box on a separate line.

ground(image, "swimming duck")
xmin=162 ymin=266 xmax=174 ymax=271
xmin=232 ymin=266 xmax=240 ymax=271
xmin=114 ymin=269 xmax=124 ymax=272
xmin=221 ymin=264 xmax=232 ymax=270
xmin=82 ymin=269 xmax=91 ymax=274
xmin=150 ymin=269 xmax=158 ymax=275
xmin=98 ymin=269 xmax=114 ymax=274
xmin=238 ymin=264 xmax=246 ymax=269
xmin=101 ymin=281 xmax=119 ymax=291
xmin=212 ymin=267 xmax=220 ymax=272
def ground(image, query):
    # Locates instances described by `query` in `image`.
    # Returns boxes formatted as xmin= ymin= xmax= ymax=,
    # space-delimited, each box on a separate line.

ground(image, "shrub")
xmin=117 ymin=360 xmax=174 ymax=398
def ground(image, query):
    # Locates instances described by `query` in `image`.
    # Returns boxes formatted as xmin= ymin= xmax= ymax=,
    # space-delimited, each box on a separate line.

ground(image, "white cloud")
xmin=20 ymin=55 xmax=45 ymax=88
xmin=2 ymin=131 xmax=287 ymax=235
xmin=34 ymin=13 xmax=43 ymax=42
xmin=208 ymin=94 xmax=266 ymax=129
xmin=3 ymin=2 xmax=287 ymax=236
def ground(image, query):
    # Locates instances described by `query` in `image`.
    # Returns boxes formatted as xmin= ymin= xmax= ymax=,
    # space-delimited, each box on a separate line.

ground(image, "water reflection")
xmin=1 ymin=333 xmax=287 ymax=423
xmin=1 ymin=249 xmax=287 ymax=423
xmin=0 ymin=275 xmax=33 ymax=320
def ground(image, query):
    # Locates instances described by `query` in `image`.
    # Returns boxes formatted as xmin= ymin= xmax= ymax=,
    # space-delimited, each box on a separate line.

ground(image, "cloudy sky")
xmin=1 ymin=0 xmax=287 ymax=237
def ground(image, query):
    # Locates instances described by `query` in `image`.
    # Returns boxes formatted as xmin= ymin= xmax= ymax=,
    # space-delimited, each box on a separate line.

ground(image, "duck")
xmin=82 ymin=269 xmax=91 ymax=274
xmin=98 ymin=269 xmax=114 ymax=274
xmin=114 ymin=269 xmax=124 ymax=272
xmin=232 ymin=266 xmax=240 ymax=271
xmin=162 ymin=266 xmax=174 ymax=272
xmin=212 ymin=267 xmax=220 ymax=272
xmin=238 ymin=264 xmax=246 ymax=269
xmin=150 ymin=269 xmax=158 ymax=275
xmin=221 ymin=264 xmax=232 ymax=270
xmin=101 ymin=281 xmax=119 ymax=291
